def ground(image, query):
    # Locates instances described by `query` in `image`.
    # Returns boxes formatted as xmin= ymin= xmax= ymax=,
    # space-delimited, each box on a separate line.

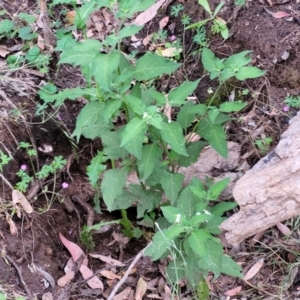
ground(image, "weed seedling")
xmin=255 ymin=137 xmax=273 ymax=155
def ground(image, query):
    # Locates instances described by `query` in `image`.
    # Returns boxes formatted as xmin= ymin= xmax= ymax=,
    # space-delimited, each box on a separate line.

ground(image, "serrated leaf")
xmin=197 ymin=117 xmax=227 ymax=158
xmin=137 ymin=189 xmax=161 ymax=218
xmin=144 ymin=225 xmax=185 ymax=260
xmin=75 ymin=0 xmax=97 ymax=28
xmin=138 ymin=144 xmax=162 ymax=180
xmin=224 ymin=50 xmax=252 ymax=69
xmin=219 ymin=101 xmax=247 ymax=113
xmin=119 ymin=25 xmax=143 ymax=38
xmin=209 ymin=202 xmax=237 ymax=216
xmin=209 ymin=177 xmax=230 ymax=200
xmin=123 ymin=126 xmax=146 ymax=159
xmin=124 ymin=94 xmax=146 ymax=115
xmin=198 ymin=239 xmax=223 ymax=278
xmin=102 ymin=99 xmax=122 ymax=123
xmin=177 ymin=141 xmax=207 ymax=167
xmin=202 ymin=215 xmax=225 ymax=234
xmin=86 ymin=151 xmax=107 ymax=188
xmin=168 ymin=80 xmax=200 ymax=107
xmin=161 ymin=206 xmax=185 ymax=223
xmin=135 ymin=53 xmax=180 ymax=81
xmin=0 ymin=19 xmax=15 ymax=33
xmin=188 ymin=230 xmax=212 ymax=257
xmin=72 ymin=102 xmax=104 ymax=142
xmin=235 ymin=66 xmax=266 ymax=80
xmin=177 ymin=101 xmax=196 ymax=130
xmin=189 ymin=214 xmax=212 ymax=227
xmin=120 ymin=117 xmax=147 ymax=147
xmin=221 ymin=255 xmax=243 ymax=278
xmin=101 ymin=168 xmax=129 ymax=211
xmin=201 ymin=48 xmax=223 ymax=74
xmin=213 ymin=112 xmax=232 ymax=125
xmin=81 ymin=119 xmax=113 ymax=139
xmin=177 ymin=180 xmax=202 ymax=217
xmin=92 ymin=51 xmax=120 ymax=92
xmin=161 ymin=172 xmax=184 ymax=204
xmin=101 ymin=130 xmax=127 ymax=159
xmin=161 ymin=122 xmax=188 ymax=156
xmin=59 ymin=39 xmax=101 ymax=66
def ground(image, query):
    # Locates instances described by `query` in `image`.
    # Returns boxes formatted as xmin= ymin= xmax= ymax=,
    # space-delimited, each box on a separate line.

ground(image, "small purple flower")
xmin=169 ymin=35 xmax=176 ymax=41
xmin=283 ymin=105 xmax=290 ymax=112
xmin=57 ymin=114 xmax=62 ymax=120
xmin=20 ymin=165 xmax=27 ymax=171
xmin=61 ymin=182 xmax=69 ymax=189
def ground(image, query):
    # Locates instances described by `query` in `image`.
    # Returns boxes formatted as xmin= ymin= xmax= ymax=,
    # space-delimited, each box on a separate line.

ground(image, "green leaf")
xmin=75 ymin=0 xmax=97 ymax=28
xmin=177 ymin=179 xmax=203 ymax=217
xmin=101 ymin=131 xmax=127 ymax=159
xmin=177 ymin=101 xmax=196 ymax=130
xmin=201 ymin=215 xmax=225 ymax=234
xmin=17 ymin=12 xmax=36 ymax=24
xmin=137 ymin=189 xmax=161 ymax=218
xmin=59 ymin=39 xmax=101 ymax=66
xmin=208 ymin=177 xmax=230 ymax=200
xmin=144 ymin=225 xmax=185 ymax=260
xmin=196 ymin=275 xmax=210 ymax=300
xmin=198 ymin=0 xmax=212 ymax=15
xmin=188 ymin=230 xmax=212 ymax=257
xmin=219 ymin=101 xmax=246 ymax=113
xmin=135 ymin=53 xmax=180 ymax=81
xmin=201 ymin=48 xmax=223 ymax=75
xmin=92 ymin=51 xmax=120 ymax=91
xmin=166 ymin=257 xmax=186 ymax=284
xmin=161 ymin=172 xmax=184 ymax=204
xmin=138 ymin=143 xmax=162 ymax=180
xmin=25 ymin=46 xmax=40 ymax=62
xmin=101 ymin=168 xmax=129 ymax=211
xmin=209 ymin=202 xmax=237 ymax=216
xmin=123 ymin=126 xmax=145 ymax=159
xmin=72 ymin=102 xmax=104 ymax=142
xmin=189 ymin=214 xmax=212 ymax=227
xmin=168 ymin=80 xmax=200 ymax=107
xmin=197 ymin=117 xmax=227 ymax=158
xmin=86 ymin=151 xmax=107 ymax=188
xmin=161 ymin=122 xmax=188 ymax=156
xmin=120 ymin=117 xmax=147 ymax=147
xmin=102 ymin=99 xmax=122 ymax=123
xmin=190 ymin=186 xmax=207 ymax=200
xmin=118 ymin=0 xmax=156 ymax=17
xmin=119 ymin=25 xmax=143 ymax=38
xmin=221 ymin=255 xmax=243 ymax=278
xmin=198 ymin=239 xmax=223 ymax=278
xmin=124 ymin=94 xmax=146 ymax=115
xmin=0 ymin=19 xmax=15 ymax=34
xmin=213 ymin=112 xmax=232 ymax=125
xmin=235 ymin=66 xmax=266 ymax=80
xmin=177 ymin=141 xmax=207 ymax=167
xmin=161 ymin=206 xmax=185 ymax=223
xmin=18 ymin=26 xmax=38 ymax=40
xmin=224 ymin=50 xmax=252 ymax=69
xmin=81 ymin=118 xmax=113 ymax=140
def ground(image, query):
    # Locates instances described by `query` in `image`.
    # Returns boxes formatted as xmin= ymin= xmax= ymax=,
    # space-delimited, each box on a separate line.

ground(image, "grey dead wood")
xmin=221 ymin=112 xmax=300 ymax=246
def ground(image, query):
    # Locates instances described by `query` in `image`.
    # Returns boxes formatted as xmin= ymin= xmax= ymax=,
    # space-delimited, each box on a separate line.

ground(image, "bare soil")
xmin=1 ymin=0 xmax=300 ymax=299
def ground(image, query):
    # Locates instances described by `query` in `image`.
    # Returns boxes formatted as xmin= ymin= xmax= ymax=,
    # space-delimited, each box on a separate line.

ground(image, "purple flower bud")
xmin=283 ymin=105 xmax=290 ymax=112
xmin=62 ymin=182 xmax=69 ymax=189
xmin=21 ymin=165 xmax=27 ymax=171
xmin=169 ymin=35 xmax=176 ymax=41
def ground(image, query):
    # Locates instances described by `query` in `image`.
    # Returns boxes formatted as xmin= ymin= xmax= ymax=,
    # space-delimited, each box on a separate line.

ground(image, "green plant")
xmin=284 ymin=95 xmax=300 ymax=108
xmin=255 ymin=137 xmax=273 ymax=155
xmin=235 ymin=0 xmax=246 ymax=6
xmin=144 ymin=177 xmax=242 ymax=291
xmin=186 ymin=0 xmax=229 ymax=40
xmin=0 ymin=293 xmax=25 ymax=300
xmin=37 ymin=0 xmax=265 ymax=289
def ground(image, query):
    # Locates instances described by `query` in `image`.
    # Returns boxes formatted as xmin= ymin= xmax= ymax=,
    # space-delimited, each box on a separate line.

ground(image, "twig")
xmin=5 ymin=253 xmax=33 ymax=298
xmin=107 ymin=245 xmax=150 ymax=300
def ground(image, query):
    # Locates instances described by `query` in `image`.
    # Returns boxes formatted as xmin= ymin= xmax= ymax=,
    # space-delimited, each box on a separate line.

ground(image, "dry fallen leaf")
xmin=80 ymin=264 xmax=104 ymax=290
xmin=66 ymin=10 xmax=76 ymax=24
xmin=163 ymin=103 xmax=172 ymax=122
xmin=135 ymin=277 xmax=148 ymax=300
xmin=249 ymin=230 xmax=266 ymax=247
xmin=37 ymin=34 xmax=45 ymax=50
xmin=0 ymin=45 xmax=9 ymax=58
xmin=156 ymin=47 xmax=182 ymax=57
xmin=143 ymin=34 xmax=154 ymax=46
xmin=276 ymin=222 xmax=292 ymax=236
xmin=185 ymin=133 xmax=201 ymax=142
xmin=114 ymin=287 xmax=134 ymax=300
xmin=131 ymin=0 xmax=167 ymax=26
xmin=244 ymin=258 xmax=264 ymax=281
xmin=6 ymin=215 xmax=18 ymax=236
xmin=159 ymin=16 xmax=169 ymax=29
xmin=57 ymin=270 xmax=75 ymax=287
xmin=224 ymin=286 xmax=242 ymax=296
xmin=100 ymin=270 xmax=121 ymax=280
xmin=112 ymin=231 xmax=130 ymax=245
xmin=89 ymin=254 xmax=124 ymax=267
xmin=272 ymin=11 xmax=290 ymax=18
xmin=12 ymin=189 xmax=33 ymax=214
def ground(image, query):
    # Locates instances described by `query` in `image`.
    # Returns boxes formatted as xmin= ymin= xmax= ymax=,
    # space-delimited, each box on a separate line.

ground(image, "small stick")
xmin=5 ymin=253 xmax=32 ymax=298
xmin=107 ymin=245 xmax=150 ymax=300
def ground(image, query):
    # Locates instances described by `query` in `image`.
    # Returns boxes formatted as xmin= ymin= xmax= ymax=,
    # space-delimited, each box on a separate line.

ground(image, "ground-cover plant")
xmin=255 ymin=136 xmax=273 ymax=155
xmin=186 ymin=0 xmax=229 ymax=40
xmin=37 ymin=0 xmax=266 ymax=290
xmin=284 ymin=94 xmax=300 ymax=109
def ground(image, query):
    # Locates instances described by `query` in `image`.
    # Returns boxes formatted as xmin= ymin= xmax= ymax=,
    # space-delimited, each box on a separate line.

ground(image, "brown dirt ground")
xmin=1 ymin=0 xmax=300 ymax=299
